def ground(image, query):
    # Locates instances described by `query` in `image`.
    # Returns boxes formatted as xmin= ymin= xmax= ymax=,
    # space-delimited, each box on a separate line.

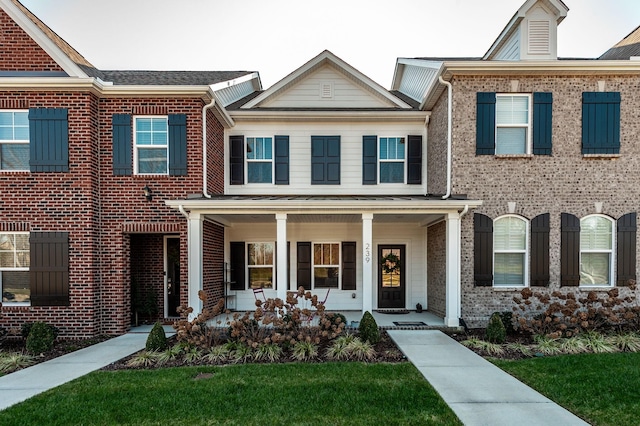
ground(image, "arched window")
xmin=580 ymin=215 xmax=614 ymax=286
xmin=493 ymin=216 xmax=528 ymax=287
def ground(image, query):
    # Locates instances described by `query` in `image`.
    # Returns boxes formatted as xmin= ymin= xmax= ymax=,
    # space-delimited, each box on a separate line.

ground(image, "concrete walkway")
xmin=0 ymin=326 xmax=171 ymax=411
xmin=387 ymin=330 xmax=589 ymax=426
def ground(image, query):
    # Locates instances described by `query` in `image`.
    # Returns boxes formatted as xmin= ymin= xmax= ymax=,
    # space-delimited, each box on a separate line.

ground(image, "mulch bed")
xmin=1 ymin=335 xmax=112 ymax=363
xmin=102 ymin=330 xmax=408 ymax=371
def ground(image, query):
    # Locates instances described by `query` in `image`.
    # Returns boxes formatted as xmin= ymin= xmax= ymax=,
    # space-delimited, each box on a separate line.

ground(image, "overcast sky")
xmin=19 ymin=0 xmax=640 ymax=89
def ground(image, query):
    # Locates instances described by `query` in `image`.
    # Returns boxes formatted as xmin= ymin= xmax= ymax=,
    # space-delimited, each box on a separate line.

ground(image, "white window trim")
xmin=378 ymin=136 xmax=406 ymax=184
xmin=0 ymin=231 xmax=30 ymax=306
xmin=579 ymin=214 xmax=615 ymax=288
xmin=312 ymin=242 xmax=341 ymax=289
xmin=133 ymin=115 xmax=169 ymax=175
xmin=0 ymin=109 xmax=29 ymax=172
xmin=493 ymin=215 xmax=529 ymax=288
xmin=247 ymin=242 xmax=275 ymax=289
xmin=245 ymin=136 xmax=275 ymax=185
xmin=495 ymin=94 xmax=532 ymax=155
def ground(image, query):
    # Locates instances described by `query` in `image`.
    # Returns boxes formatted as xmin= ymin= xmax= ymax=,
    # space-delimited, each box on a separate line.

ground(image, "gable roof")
xmin=240 ymin=50 xmax=412 ymax=110
xmin=79 ymin=66 xmax=255 ymax=86
xmin=599 ymin=25 xmax=640 ymax=60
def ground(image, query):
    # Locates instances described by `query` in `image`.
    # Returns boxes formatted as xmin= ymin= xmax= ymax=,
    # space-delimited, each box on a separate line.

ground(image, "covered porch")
xmin=166 ymin=195 xmax=480 ymax=327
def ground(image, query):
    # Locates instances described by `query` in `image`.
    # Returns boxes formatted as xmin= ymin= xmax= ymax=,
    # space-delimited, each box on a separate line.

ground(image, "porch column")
xmin=187 ymin=212 xmax=203 ymax=320
xmin=445 ymin=212 xmax=461 ymax=327
xmin=362 ymin=213 xmax=374 ymax=314
xmin=276 ymin=213 xmax=288 ymax=301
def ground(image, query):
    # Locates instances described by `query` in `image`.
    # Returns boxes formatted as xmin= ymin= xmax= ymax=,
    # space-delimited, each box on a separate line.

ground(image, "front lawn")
xmin=0 ymin=362 xmax=461 ymax=426
xmin=493 ymin=352 xmax=640 ymax=426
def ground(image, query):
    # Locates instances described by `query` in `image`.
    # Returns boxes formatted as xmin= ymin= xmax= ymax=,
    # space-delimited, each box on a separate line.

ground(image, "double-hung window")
xmin=248 ymin=242 xmax=274 ymax=289
xmin=246 ymin=137 xmax=273 ymax=183
xmin=0 ymin=110 xmax=29 ymax=171
xmin=496 ymin=94 xmax=531 ymax=154
xmin=313 ymin=243 xmax=339 ymax=288
xmin=580 ymin=215 xmax=614 ymax=286
xmin=493 ymin=216 xmax=528 ymax=287
xmin=379 ymin=137 xmax=405 ymax=183
xmin=134 ymin=116 xmax=168 ymax=174
xmin=0 ymin=232 xmax=30 ymax=304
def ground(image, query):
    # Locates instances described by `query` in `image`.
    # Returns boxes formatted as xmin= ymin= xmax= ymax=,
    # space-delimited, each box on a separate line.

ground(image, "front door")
xmin=165 ymin=237 xmax=180 ymax=317
xmin=378 ymin=245 xmax=405 ymax=309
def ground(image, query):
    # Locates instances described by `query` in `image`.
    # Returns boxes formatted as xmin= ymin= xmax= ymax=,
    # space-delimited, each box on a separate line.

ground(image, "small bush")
xmin=486 ymin=312 xmax=506 ymax=344
xmin=21 ymin=322 xmax=59 ymax=341
xmin=26 ymin=321 xmax=56 ymax=355
xmin=358 ymin=311 xmax=380 ymax=344
xmin=146 ymin=322 xmax=168 ymax=351
xmin=498 ymin=311 xmax=516 ymax=336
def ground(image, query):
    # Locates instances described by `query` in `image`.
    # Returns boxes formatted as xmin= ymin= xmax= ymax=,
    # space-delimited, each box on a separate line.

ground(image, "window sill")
xmin=578 ymin=285 xmax=614 ymax=291
xmin=0 ymin=170 xmax=30 ymax=175
xmin=493 ymin=286 xmax=526 ymax=291
xmin=495 ymin=154 xmax=533 ymax=159
xmin=1 ymin=304 xmax=31 ymax=311
xmin=582 ymin=154 xmax=620 ymax=159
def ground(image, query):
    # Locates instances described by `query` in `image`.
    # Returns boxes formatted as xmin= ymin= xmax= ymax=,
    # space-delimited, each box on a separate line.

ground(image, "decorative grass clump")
xmin=358 ymin=311 xmax=380 ymax=344
xmin=145 ymin=322 xmax=167 ymax=352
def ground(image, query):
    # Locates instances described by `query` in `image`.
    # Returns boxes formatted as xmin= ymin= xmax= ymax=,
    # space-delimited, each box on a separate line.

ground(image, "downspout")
xmin=178 ymin=205 xmax=189 ymax=219
xmin=202 ymin=97 xmax=217 ymax=198
xmin=439 ymin=76 xmax=452 ymax=200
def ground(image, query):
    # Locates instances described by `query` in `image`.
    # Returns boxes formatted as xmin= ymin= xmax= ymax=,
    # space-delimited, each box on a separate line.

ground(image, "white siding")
xmin=261 ymin=65 xmax=392 ymax=108
xmin=494 ymin=28 xmax=520 ymax=61
xmin=226 ymin=120 xmax=426 ymax=195
xmin=227 ymin=222 xmax=428 ymax=312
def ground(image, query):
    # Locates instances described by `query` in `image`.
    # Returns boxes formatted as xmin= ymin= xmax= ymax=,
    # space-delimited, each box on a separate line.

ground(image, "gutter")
xmin=439 ymin=76 xmax=452 ymax=199
xmin=202 ymin=96 xmax=217 ymax=198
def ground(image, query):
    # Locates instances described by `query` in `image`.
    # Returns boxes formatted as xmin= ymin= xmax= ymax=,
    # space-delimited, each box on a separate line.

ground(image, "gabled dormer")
xmin=484 ymin=0 xmax=568 ymax=61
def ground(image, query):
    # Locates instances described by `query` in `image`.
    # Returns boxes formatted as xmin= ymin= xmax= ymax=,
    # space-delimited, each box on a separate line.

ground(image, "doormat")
xmin=377 ymin=309 xmax=410 ymax=314
xmin=393 ymin=321 xmax=427 ymax=326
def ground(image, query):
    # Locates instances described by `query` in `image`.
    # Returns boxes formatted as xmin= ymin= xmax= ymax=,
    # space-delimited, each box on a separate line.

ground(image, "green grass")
xmin=0 ymin=363 xmax=461 ymax=426
xmin=493 ymin=352 xmax=640 ymax=426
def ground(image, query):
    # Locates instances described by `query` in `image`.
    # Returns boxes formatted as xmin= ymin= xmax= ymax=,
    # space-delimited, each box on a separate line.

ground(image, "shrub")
xmin=26 ymin=321 xmax=56 ymax=355
xmin=358 ymin=311 xmax=380 ymax=344
xmin=21 ymin=322 xmax=59 ymax=341
xmin=486 ymin=312 xmax=506 ymax=344
xmin=498 ymin=311 xmax=516 ymax=336
xmin=146 ymin=322 xmax=168 ymax=351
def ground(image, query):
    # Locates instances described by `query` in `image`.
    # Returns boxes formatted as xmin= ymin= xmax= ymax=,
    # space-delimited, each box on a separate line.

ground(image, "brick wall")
xmin=0 ymin=9 xmax=64 ymax=72
xmin=426 ymin=221 xmax=446 ymax=317
xmin=448 ymin=74 xmax=640 ymax=326
xmin=203 ymin=220 xmax=224 ymax=309
xmin=0 ymin=92 xmax=100 ymax=338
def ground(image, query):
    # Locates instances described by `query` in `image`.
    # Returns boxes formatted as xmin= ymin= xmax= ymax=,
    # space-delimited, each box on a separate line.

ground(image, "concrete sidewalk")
xmin=387 ymin=330 xmax=589 ymax=426
xmin=0 ymin=326 xmax=172 ymax=411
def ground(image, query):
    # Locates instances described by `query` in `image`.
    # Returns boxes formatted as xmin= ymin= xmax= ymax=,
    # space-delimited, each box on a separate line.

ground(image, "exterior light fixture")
xmin=143 ymin=185 xmax=152 ymax=201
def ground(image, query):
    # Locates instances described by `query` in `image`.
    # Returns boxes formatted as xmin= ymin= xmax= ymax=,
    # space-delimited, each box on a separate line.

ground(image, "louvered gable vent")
xmin=528 ymin=20 xmax=550 ymax=54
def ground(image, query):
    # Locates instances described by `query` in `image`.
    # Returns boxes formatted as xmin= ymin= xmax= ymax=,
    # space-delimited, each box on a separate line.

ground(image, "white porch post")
xmin=276 ymin=213 xmax=288 ymax=301
xmin=445 ymin=212 xmax=461 ymax=327
xmin=362 ymin=213 xmax=374 ymax=314
xmin=187 ymin=212 xmax=203 ymax=320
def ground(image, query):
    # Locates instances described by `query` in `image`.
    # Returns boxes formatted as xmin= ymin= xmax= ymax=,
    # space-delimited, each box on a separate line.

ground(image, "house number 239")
xmin=365 ymin=243 xmax=371 ymax=263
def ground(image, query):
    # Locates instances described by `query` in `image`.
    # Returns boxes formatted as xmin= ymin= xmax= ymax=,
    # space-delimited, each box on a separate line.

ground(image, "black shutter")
xmin=297 ymin=242 xmax=311 ymax=290
xmin=30 ymin=232 xmax=69 ymax=306
xmin=274 ymin=135 xmax=289 ymax=185
xmin=561 ymin=213 xmax=581 ymax=287
xmin=362 ymin=135 xmax=377 ymax=185
xmin=582 ymin=92 xmax=621 ymax=154
xmin=230 ymin=135 xmax=244 ymax=185
xmin=311 ymin=136 xmax=340 ymax=184
xmin=476 ymin=92 xmax=496 ymax=155
xmin=533 ymin=92 xmax=553 ymax=155
xmin=530 ymin=213 xmax=550 ymax=286
xmin=617 ymin=212 xmax=637 ymax=286
xmin=168 ymin=114 xmax=187 ymax=176
xmin=229 ymin=242 xmax=245 ymax=290
xmin=474 ymin=213 xmax=493 ymax=286
xmin=112 ymin=114 xmax=132 ymax=175
xmin=407 ymin=135 xmax=422 ymax=184
xmin=29 ymin=108 xmax=69 ymax=172
xmin=342 ymin=241 xmax=357 ymax=290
